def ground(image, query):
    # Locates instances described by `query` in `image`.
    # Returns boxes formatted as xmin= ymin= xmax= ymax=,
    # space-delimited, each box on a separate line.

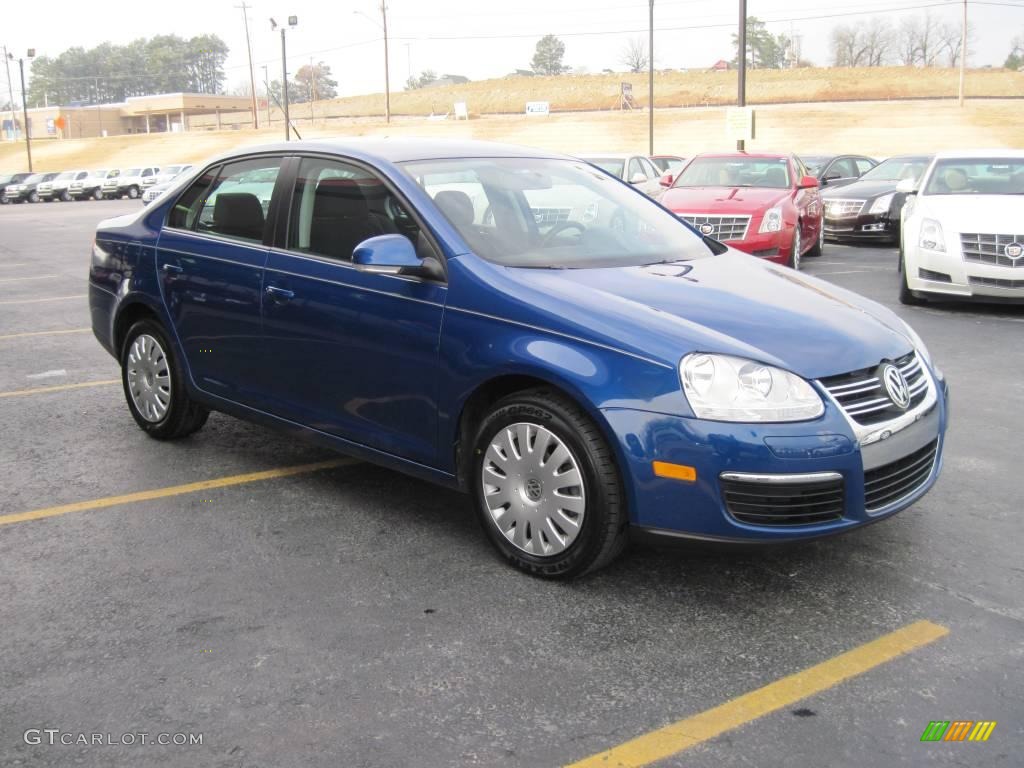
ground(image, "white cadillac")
xmin=899 ymin=149 xmax=1024 ymax=304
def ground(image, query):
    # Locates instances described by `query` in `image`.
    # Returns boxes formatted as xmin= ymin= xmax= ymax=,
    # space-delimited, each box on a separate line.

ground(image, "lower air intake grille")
xmin=864 ymin=439 xmax=938 ymax=512
xmin=720 ymin=475 xmax=845 ymax=526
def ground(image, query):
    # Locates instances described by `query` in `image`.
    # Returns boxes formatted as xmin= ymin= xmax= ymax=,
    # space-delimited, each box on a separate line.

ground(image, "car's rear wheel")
xmin=28 ymin=191 xmax=39 ymax=203
xmin=121 ymin=319 xmax=209 ymax=440
xmin=92 ymin=189 xmax=103 ymax=201
xmin=61 ymin=190 xmax=72 ymax=202
xmin=788 ymin=225 xmax=802 ymax=270
xmin=471 ymin=389 xmax=627 ymax=578
xmin=127 ymin=186 xmax=140 ymax=199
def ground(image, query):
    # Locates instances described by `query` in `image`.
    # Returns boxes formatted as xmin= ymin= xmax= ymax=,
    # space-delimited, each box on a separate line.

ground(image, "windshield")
xmin=674 ymin=156 xmax=791 ymax=189
xmin=922 ymin=158 xmax=1024 ymax=196
xmin=89 ymin=170 xmax=108 ymax=178
xmin=125 ymin=168 xmax=141 ymax=176
xmin=861 ymin=157 xmax=930 ymax=182
xmin=163 ymin=165 xmax=184 ymax=175
xmin=56 ymin=172 xmax=76 ymax=181
xmin=25 ymin=174 xmax=45 ymax=184
xmin=404 ymin=157 xmax=713 ymax=269
xmin=652 ymin=157 xmax=684 ymax=173
xmin=799 ymin=156 xmax=831 ymax=175
xmin=585 ymin=158 xmax=625 ymax=178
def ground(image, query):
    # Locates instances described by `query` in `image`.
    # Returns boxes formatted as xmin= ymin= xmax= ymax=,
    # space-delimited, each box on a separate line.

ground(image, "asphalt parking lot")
xmin=1 ymin=200 xmax=1021 ymax=767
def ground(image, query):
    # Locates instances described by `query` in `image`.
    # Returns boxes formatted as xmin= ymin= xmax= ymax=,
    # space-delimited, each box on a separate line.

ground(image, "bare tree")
xmin=620 ymin=37 xmax=649 ymax=73
xmin=863 ymin=18 xmax=893 ymax=66
xmin=896 ymin=12 xmax=942 ymax=66
xmin=897 ymin=16 xmax=921 ymax=65
xmin=831 ymin=24 xmax=869 ymax=66
xmin=938 ymin=21 xmax=971 ymax=66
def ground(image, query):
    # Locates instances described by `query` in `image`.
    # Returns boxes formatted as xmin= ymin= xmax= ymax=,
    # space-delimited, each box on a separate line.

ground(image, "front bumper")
xmin=723 ymin=225 xmax=795 ymax=265
xmin=906 ymin=244 xmax=1024 ymax=303
xmin=824 ymin=212 xmax=897 ymax=242
xmin=601 ymin=372 xmax=948 ymax=543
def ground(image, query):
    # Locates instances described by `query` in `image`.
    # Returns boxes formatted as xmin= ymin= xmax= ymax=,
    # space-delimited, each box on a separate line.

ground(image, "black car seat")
xmin=763 ymin=166 xmax=788 ymax=188
xmin=433 ymin=190 xmax=475 ymax=227
xmin=212 ymin=193 xmax=265 ymax=241
xmin=309 ymin=179 xmax=393 ymax=260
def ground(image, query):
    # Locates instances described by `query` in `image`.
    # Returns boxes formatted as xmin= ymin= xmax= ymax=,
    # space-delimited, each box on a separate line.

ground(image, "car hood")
xmin=915 ymin=194 xmax=1024 ymax=232
xmin=660 ymin=186 xmax=789 ymax=214
xmin=822 ymin=179 xmax=900 ymax=200
xmin=474 ymin=251 xmax=914 ymax=380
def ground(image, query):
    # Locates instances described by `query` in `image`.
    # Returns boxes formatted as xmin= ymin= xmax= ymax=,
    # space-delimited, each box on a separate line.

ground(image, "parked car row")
xmin=1 ymin=164 xmax=192 ymax=203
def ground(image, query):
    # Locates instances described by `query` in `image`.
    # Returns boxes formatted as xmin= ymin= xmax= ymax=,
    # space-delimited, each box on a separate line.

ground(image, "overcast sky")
xmin=3 ymin=0 xmax=1022 ymax=100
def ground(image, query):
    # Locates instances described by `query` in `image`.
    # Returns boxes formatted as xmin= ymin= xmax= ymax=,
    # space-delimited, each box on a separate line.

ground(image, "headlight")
xmin=918 ymin=218 xmax=945 ymax=252
xmin=759 ymin=205 xmax=783 ymax=233
xmin=868 ymin=193 xmax=894 ymax=215
xmin=679 ymin=353 xmax=824 ymax=422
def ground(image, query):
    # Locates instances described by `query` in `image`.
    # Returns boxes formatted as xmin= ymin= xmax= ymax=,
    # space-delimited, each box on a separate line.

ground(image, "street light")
xmin=353 ymin=5 xmax=391 ymax=124
xmin=11 ymin=48 xmax=35 ymax=171
xmin=270 ymin=15 xmax=298 ymax=140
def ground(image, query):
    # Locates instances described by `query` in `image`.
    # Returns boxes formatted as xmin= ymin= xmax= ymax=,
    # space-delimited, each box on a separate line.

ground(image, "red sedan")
xmin=659 ymin=152 xmax=824 ymax=269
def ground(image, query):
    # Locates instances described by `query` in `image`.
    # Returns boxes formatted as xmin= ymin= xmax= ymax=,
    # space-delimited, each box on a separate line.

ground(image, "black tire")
xmin=28 ymin=191 xmax=39 ymax=203
xmin=0 ymin=196 xmax=8 ymax=205
xmin=92 ymin=188 xmax=103 ymax=201
xmin=121 ymin=319 xmax=209 ymax=440
xmin=898 ymin=246 xmax=923 ymax=306
xmin=127 ymin=186 xmax=140 ymax=199
xmin=787 ymin=224 xmax=802 ymax=270
xmin=471 ymin=388 xmax=628 ymax=578
xmin=61 ymin=190 xmax=72 ymax=202
xmin=806 ymin=222 xmax=824 ymax=258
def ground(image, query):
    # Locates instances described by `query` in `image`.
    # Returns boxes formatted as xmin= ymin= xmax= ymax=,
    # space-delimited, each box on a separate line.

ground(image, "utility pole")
xmin=2 ymin=46 xmax=16 ymax=142
xmin=382 ymin=2 xmax=391 ymax=123
xmin=957 ymin=0 xmax=967 ymax=107
xmin=648 ymin=0 xmax=654 ymax=155
xmin=309 ymin=57 xmax=316 ymax=124
xmin=236 ymin=2 xmax=259 ymax=128
xmin=737 ymin=0 xmax=747 ymax=150
xmin=281 ymin=27 xmax=290 ymax=140
xmin=18 ymin=51 xmax=34 ymax=171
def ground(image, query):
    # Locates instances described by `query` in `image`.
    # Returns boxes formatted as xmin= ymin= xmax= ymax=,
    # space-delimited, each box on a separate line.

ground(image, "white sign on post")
xmin=525 ymin=101 xmax=550 ymax=116
xmin=725 ymin=107 xmax=755 ymax=142
xmin=454 ymin=102 xmax=469 ymax=120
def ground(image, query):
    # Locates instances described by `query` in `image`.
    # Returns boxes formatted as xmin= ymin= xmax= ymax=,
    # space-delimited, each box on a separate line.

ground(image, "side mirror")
xmin=659 ymin=172 xmax=674 ymax=188
xmin=629 ymin=172 xmax=647 ymax=184
xmin=352 ymin=234 xmax=443 ymax=280
xmin=895 ymin=178 xmax=917 ymax=194
xmin=798 ymin=175 xmax=819 ymax=189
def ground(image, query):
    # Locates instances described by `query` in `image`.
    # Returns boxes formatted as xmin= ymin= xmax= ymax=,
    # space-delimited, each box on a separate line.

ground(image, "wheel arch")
xmin=112 ymin=297 xmax=165 ymax=357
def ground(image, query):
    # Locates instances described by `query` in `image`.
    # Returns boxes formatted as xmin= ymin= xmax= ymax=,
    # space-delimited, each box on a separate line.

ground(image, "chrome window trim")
xmin=719 ymin=471 xmax=843 ymax=485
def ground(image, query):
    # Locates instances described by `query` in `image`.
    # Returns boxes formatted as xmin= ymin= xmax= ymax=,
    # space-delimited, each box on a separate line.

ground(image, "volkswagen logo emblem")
xmin=881 ymin=363 xmax=910 ymax=410
xmin=1005 ymin=242 xmax=1023 ymax=260
xmin=699 ymin=223 xmax=715 ymax=236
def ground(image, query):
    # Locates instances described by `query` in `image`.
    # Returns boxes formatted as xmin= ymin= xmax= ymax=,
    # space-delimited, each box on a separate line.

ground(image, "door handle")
xmin=162 ymin=263 xmax=183 ymax=274
xmin=265 ymin=285 xmax=295 ymax=302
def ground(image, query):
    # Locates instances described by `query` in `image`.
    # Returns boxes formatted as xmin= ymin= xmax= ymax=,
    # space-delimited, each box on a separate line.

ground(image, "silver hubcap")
xmin=792 ymin=228 xmax=801 ymax=270
xmin=481 ymin=422 xmax=586 ymax=557
xmin=126 ymin=334 xmax=171 ymax=422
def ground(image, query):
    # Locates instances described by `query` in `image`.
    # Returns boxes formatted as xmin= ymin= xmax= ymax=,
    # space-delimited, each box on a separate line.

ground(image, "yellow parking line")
xmin=0 ymin=458 xmax=356 ymax=527
xmin=0 ymin=274 xmax=60 ymax=284
xmin=0 ymin=328 xmax=91 ymax=341
xmin=0 ymin=379 xmax=120 ymax=398
xmin=564 ymin=620 xmax=949 ymax=768
xmin=0 ymin=295 xmax=86 ymax=306
xmin=0 ymin=263 xmax=30 ymax=268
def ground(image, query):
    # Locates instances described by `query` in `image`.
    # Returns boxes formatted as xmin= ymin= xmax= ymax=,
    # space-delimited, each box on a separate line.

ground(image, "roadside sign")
xmin=454 ymin=102 xmax=469 ymax=120
xmin=726 ymin=106 xmax=755 ymax=141
xmin=526 ymin=101 xmax=550 ymax=116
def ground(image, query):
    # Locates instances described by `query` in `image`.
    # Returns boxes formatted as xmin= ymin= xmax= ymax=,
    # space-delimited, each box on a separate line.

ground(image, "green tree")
xmin=1006 ymin=34 xmax=1024 ymax=70
xmin=731 ymin=17 xmax=790 ymax=69
xmin=404 ymin=69 xmax=438 ymax=90
xmin=531 ymin=34 xmax=567 ymax=75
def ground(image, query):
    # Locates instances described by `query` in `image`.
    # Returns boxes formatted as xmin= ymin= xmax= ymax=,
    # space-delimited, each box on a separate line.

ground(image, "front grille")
xmin=531 ymin=207 xmax=571 ymax=227
xmin=820 ymin=352 xmax=928 ymax=426
xmin=864 ymin=439 xmax=938 ymax=511
xmin=825 ymin=199 xmax=866 ymax=218
xmin=678 ymin=214 xmax=750 ymax=241
xmin=960 ymin=232 xmax=1024 ymax=268
xmin=721 ymin=475 xmax=845 ymax=526
xmin=970 ymin=275 xmax=1024 ymax=290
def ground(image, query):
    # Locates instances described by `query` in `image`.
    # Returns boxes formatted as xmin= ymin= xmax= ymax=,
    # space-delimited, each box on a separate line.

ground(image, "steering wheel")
xmin=542 ymin=221 xmax=587 ymax=245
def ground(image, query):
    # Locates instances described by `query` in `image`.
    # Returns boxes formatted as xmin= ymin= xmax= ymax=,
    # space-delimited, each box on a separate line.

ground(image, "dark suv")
xmin=2 ymin=172 xmax=59 ymax=203
xmin=0 ymin=172 xmax=32 ymax=204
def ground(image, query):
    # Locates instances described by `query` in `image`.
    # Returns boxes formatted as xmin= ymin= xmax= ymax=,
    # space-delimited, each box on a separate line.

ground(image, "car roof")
xmin=205 ymin=137 xmax=571 ymax=166
xmin=932 ymin=148 xmax=1024 ymax=159
xmin=693 ymin=151 xmax=791 ymax=159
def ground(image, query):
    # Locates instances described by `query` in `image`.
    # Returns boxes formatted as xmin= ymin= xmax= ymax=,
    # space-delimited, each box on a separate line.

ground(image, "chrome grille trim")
xmin=960 ymin=232 xmax=1024 ymax=268
xmin=825 ymin=199 xmax=866 ymax=218
xmin=969 ymin=276 xmax=1024 ymax=290
xmin=863 ymin=439 xmax=938 ymax=512
xmin=817 ymin=351 xmax=937 ymax=446
xmin=677 ymin=214 xmax=751 ymax=241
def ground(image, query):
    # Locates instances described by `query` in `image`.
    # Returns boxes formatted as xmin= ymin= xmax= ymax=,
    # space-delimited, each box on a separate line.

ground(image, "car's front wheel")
xmin=805 ymin=222 xmax=824 ymax=258
xmin=92 ymin=189 xmax=103 ymax=201
xmin=28 ymin=191 xmax=39 ymax=203
xmin=121 ymin=319 xmax=209 ymax=439
xmin=126 ymin=186 xmax=140 ymax=199
xmin=471 ymin=389 xmax=627 ymax=578
xmin=788 ymin=225 xmax=802 ymax=270
xmin=898 ymin=244 xmax=923 ymax=306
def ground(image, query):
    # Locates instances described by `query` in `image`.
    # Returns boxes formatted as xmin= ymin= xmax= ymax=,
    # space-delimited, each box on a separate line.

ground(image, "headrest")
xmin=433 ymin=190 xmax=474 ymax=227
xmin=213 ymin=193 xmax=264 ymax=239
xmin=313 ymin=178 xmax=370 ymax=218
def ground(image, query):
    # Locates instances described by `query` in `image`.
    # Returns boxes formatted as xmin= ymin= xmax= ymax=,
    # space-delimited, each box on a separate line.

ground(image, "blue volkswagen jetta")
xmin=89 ymin=139 xmax=948 ymax=578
